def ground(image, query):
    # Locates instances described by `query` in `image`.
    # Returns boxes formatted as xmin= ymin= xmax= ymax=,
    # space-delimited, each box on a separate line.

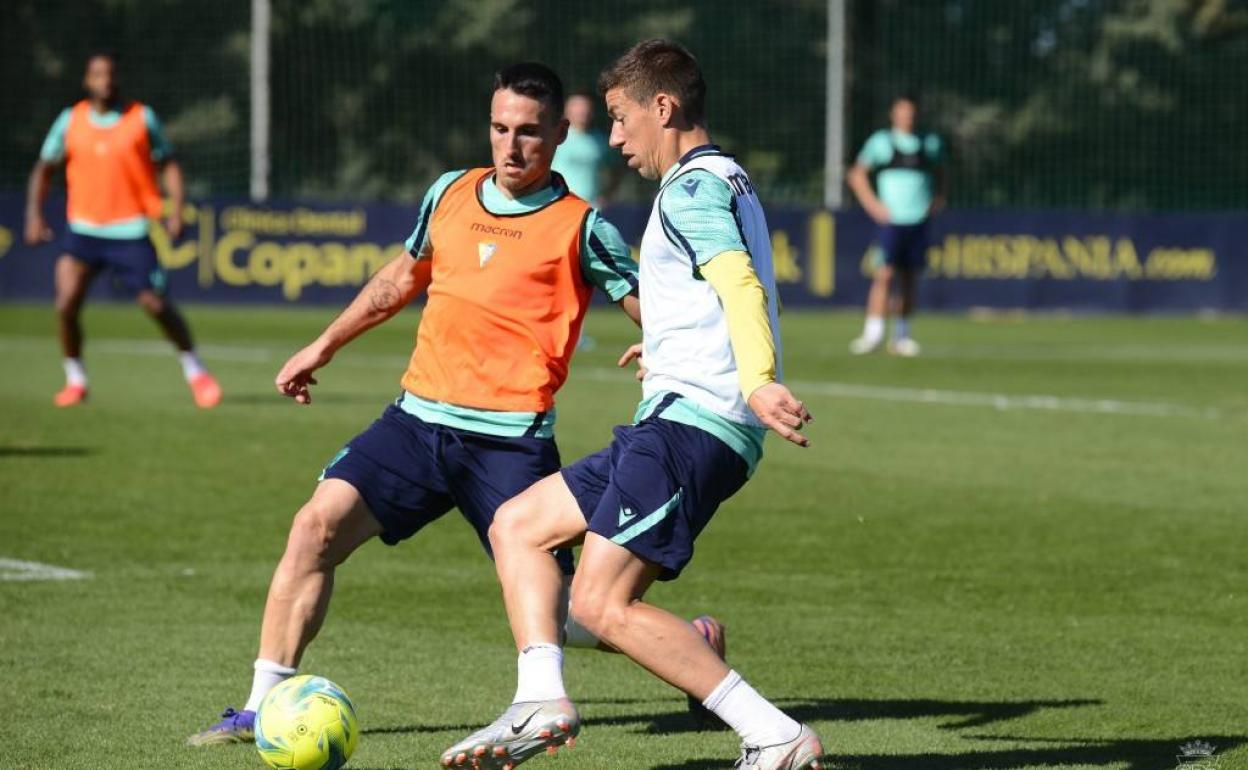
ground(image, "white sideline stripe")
xmin=574 ymin=369 xmax=1220 ymax=419
xmin=0 ymin=335 xmax=1221 ymax=420
xmin=0 ymin=558 xmax=91 ymax=582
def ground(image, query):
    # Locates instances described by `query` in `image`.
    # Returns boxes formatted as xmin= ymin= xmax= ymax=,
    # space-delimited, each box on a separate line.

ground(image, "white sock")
xmin=63 ymin=358 xmax=87 ymax=387
xmin=244 ymin=658 xmax=297 ymax=712
xmin=512 ymin=643 xmax=566 ymax=703
xmin=892 ymin=317 xmax=911 ymax=341
xmin=862 ymin=315 xmax=885 ymax=342
xmin=178 ymin=350 xmax=206 ymax=381
xmin=703 ymin=670 xmax=801 ymax=748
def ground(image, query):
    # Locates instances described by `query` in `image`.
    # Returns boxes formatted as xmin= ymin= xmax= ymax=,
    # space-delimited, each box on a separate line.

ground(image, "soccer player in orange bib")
xmin=24 ymin=52 xmax=221 ymax=408
xmin=189 ymin=61 xmax=726 ymax=746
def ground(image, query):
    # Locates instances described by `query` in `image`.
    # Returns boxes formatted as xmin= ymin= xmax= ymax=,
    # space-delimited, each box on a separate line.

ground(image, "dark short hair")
xmin=893 ymin=92 xmax=919 ymax=109
xmin=493 ymin=62 xmax=564 ymax=117
xmin=598 ymin=39 xmax=706 ymax=124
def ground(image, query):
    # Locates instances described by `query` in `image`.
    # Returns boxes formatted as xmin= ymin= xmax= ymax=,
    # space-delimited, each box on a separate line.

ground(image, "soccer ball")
xmin=256 ymin=675 xmax=359 ymax=770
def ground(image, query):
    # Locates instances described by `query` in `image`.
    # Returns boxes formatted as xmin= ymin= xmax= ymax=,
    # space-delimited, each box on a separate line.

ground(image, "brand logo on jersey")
xmin=471 ymin=222 xmax=523 ymax=239
xmin=726 ymin=172 xmax=755 ymax=196
xmin=478 ymin=241 xmax=497 ymax=267
xmin=618 ymin=506 xmax=636 ymax=526
xmin=680 ymin=178 xmax=701 ymax=197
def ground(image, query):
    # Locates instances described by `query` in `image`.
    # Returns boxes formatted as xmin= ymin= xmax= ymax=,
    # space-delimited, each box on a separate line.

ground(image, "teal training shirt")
xmin=657 ymin=167 xmax=747 ymax=268
xmin=399 ymin=169 xmax=639 ymax=438
xmin=856 ymin=129 xmax=943 ymax=225
xmin=551 ymin=128 xmax=610 ymax=202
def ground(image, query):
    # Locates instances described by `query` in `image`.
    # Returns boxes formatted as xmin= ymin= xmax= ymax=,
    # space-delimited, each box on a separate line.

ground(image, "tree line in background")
xmin=3 ymin=0 xmax=1245 ymax=210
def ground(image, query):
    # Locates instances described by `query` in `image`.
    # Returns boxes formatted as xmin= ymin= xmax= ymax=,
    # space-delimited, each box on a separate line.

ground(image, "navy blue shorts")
xmin=321 ymin=402 xmax=571 ymax=572
xmin=63 ymin=231 xmax=166 ymax=295
xmin=561 ymin=395 xmax=750 ymax=581
xmin=874 ymin=221 xmax=930 ymax=271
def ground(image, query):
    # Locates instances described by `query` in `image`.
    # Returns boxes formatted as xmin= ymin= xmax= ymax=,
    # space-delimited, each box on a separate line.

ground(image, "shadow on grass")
xmin=0 ymin=446 xmax=93 ymax=457
xmin=361 ymin=696 xmax=1101 ymax=741
xmin=361 ymin=722 xmax=479 ymax=737
xmin=653 ymin=734 xmax=1246 ymax=770
xmin=587 ymin=696 xmax=1102 ymax=735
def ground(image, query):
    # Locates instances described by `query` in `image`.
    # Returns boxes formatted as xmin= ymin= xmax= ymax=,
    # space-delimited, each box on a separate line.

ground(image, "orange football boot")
xmin=189 ymin=373 xmax=222 ymax=409
xmin=54 ymin=384 xmax=88 ymax=407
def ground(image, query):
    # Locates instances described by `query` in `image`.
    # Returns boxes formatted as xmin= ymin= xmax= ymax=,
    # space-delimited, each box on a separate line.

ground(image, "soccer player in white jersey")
xmin=442 ymin=40 xmax=825 ymax=770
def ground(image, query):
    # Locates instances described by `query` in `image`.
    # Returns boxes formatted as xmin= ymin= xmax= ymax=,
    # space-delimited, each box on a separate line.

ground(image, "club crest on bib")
xmin=478 ymin=241 xmax=497 ymax=267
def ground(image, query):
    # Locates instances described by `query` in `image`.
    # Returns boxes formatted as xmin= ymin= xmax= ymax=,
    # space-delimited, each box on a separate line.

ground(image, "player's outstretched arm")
xmin=701 ymin=249 xmax=813 ymax=447
xmin=617 ymin=342 xmax=647 ymax=382
xmin=159 ymin=159 xmax=186 ymax=241
xmin=847 ymin=162 xmax=889 ymax=225
xmin=275 ymin=252 xmax=432 ymax=404
xmin=746 ymin=382 xmax=813 ymax=448
xmin=24 ymin=160 xmax=56 ymax=245
xmin=618 ymin=293 xmax=641 ymax=326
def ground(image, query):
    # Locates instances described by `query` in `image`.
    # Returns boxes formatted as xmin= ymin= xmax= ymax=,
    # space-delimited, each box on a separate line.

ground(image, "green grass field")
xmin=1 ymin=303 xmax=1245 ymax=770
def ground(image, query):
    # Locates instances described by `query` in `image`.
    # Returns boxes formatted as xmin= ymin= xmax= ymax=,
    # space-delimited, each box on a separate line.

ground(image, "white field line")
xmin=0 ymin=335 xmax=1223 ymax=420
xmin=0 ymin=558 xmax=91 ymax=582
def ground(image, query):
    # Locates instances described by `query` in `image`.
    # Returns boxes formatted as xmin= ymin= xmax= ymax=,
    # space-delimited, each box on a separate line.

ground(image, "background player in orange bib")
xmin=24 ymin=52 xmax=221 ymax=408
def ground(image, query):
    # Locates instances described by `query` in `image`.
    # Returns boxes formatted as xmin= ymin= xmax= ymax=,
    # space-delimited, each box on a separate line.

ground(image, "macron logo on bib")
xmin=680 ymin=178 xmax=701 ymax=197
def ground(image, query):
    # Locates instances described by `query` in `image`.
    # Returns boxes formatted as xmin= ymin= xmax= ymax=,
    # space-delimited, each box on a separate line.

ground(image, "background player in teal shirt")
xmin=847 ymin=93 xmax=946 ymax=357
xmin=551 ymin=93 xmax=617 ymax=207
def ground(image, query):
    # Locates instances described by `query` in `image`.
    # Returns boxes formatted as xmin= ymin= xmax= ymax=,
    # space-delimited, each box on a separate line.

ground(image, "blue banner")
xmin=1 ymin=193 xmax=1243 ymax=312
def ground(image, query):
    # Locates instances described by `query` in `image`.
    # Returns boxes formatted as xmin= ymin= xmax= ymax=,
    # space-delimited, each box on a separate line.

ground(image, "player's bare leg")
xmin=53 ymin=254 xmax=94 ymax=406
xmin=492 ymin=474 xmax=587 ymax=652
xmin=137 ymin=289 xmax=222 ymax=407
xmin=444 ymin=474 xmax=732 ymax=768
xmin=188 ymin=480 xmax=381 ymax=746
xmin=440 ymin=474 xmax=586 ymax=769
xmin=887 ymin=267 xmax=920 ymax=357
xmin=570 ymin=534 xmax=725 ymax=698
xmin=851 ymin=262 xmax=893 ymax=354
xmin=570 ymin=533 xmax=823 ymax=770
xmin=258 ymin=479 xmax=382 ymax=666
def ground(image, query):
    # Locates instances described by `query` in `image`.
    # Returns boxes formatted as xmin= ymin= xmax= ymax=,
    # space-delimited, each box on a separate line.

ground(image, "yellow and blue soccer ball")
xmin=256 ymin=675 xmax=358 ymax=770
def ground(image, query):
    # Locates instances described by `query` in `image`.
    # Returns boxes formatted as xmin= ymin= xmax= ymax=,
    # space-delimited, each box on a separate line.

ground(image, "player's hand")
xmin=617 ymin=342 xmax=647 ymax=381
xmin=747 ymin=382 xmax=813 ymax=447
xmin=165 ymin=211 xmax=184 ymax=243
xmin=24 ymin=215 xmax=52 ymax=245
xmin=275 ymin=341 xmax=333 ymax=405
xmin=928 ymin=195 xmax=947 ymax=218
xmin=867 ymin=201 xmax=891 ymax=226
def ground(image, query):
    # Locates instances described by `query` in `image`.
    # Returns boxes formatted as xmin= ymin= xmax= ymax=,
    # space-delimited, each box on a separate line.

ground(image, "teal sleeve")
xmin=924 ymin=133 xmax=945 ymax=164
xmin=856 ymin=130 xmax=890 ymax=168
xmin=658 ymin=170 xmax=747 ymax=267
xmin=143 ymin=107 xmax=174 ymax=162
xmin=581 ymin=212 xmax=638 ymax=300
xmin=39 ymin=109 xmax=72 ymax=163
xmin=404 ymin=170 xmax=467 ymax=258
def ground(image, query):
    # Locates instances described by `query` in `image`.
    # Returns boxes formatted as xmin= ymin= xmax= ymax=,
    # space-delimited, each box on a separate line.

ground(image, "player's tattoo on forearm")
xmin=368 ymin=278 xmax=402 ymax=313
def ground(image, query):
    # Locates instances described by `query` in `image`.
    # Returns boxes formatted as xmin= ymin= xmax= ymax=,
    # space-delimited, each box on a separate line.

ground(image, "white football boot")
xmin=888 ymin=337 xmax=921 ymax=357
xmin=440 ymin=698 xmax=579 ymax=770
xmin=849 ymin=335 xmax=883 ymax=355
xmin=734 ymin=724 xmax=825 ymax=770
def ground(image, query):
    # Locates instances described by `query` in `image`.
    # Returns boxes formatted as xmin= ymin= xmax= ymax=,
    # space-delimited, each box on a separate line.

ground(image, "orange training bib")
xmin=64 ymin=100 xmax=163 ymax=227
xmin=401 ymin=168 xmax=594 ymax=413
